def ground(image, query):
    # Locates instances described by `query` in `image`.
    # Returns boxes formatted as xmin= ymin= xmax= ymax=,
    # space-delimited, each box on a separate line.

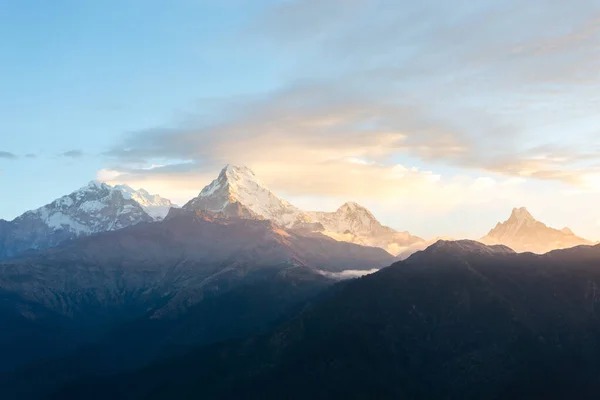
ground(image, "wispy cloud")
xmin=61 ymin=150 xmax=83 ymax=158
xmin=317 ymin=268 xmax=380 ymax=280
xmin=100 ymin=0 xmax=600 ymax=204
xmin=0 ymin=151 xmax=18 ymax=160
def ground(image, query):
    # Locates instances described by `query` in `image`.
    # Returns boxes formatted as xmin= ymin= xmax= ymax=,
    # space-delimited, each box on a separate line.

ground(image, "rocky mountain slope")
xmin=480 ymin=207 xmax=592 ymax=253
xmin=0 ymin=165 xmax=422 ymax=259
xmin=184 ymin=165 xmax=423 ymax=255
xmin=307 ymin=202 xmax=423 ymax=255
xmin=0 ymin=181 xmax=154 ymax=259
xmin=114 ymin=184 xmax=177 ymax=221
xmin=53 ymin=240 xmax=600 ymax=399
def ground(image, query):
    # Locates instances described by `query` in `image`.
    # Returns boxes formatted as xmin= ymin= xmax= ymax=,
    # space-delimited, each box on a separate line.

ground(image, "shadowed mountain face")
xmin=0 ymin=291 xmax=82 ymax=373
xmin=0 ymin=208 xmax=393 ymax=373
xmin=52 ymin=241 xmax=600 ymax=399
xmin=0 ymin=209 xmax=392 ymax=316
xmin=481 ymin=207 xmax=593 ymax=253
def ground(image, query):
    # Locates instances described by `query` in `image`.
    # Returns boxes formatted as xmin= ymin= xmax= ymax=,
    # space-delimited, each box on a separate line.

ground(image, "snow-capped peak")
xmin=309 ymin=201 xmax=388 ymax=238
xmin=509 ymin=207 xmax=535 ymax=223
xmin=480 ymin=206 xmax=592 ymax=254
xmin=183 ymin=165 xmax=309 ymax=227
xmin=114 ymin=184 xmax=176 ymax=221
xmin=179 ymin=165 xmax=425 ymax=255
xmin=485 ymin=207 xmax=542 ymax=239
xmin=337 ymin=202 xmax=376 ymax=219
xmin=2 ymin=181 xmax=154 ymax=259
xmin=222 ymin=164 xmax=257 ymax=180
xmin=84 ymin=180 xmax=108 ymax=190
xmin=339 ymin=201 xmax=363 ymax=211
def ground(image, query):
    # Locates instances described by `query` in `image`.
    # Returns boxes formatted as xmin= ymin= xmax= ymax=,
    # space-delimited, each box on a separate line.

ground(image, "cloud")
xmin=99 ymin=0 xmax=600 ymax=207
xmin=25 ymin=154 xmax=37 ymax=159
xmin=0 ymin=151 xmax=18 ymax=160
xmin=103 ymin=79 xmax=598 ymax=193
xmin=61 ymin=150 xmax=83 ymax=158
xmin=249 ymin=0 xmax=599 ymax=92
xmin=317 ymin=268 xmax=380 ymax=280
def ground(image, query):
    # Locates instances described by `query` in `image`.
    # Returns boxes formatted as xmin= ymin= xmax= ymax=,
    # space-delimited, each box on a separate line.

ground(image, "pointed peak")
xmin=509 ymin=207 xmax=535 ymax=222
xmin=83 ymin=180 xmax=110 ymax=191
xmin=338 ymin=201 xmax=367 ymax=212
xmin=561 ymin=227 xmax=574 ymax=235
xmin=219 ymin=164 xmax=256 ymax=179
xmin=195 ymin=165 xmax=262 ymax=199
xmin=114 ymin=183 xmax=134 ymax=191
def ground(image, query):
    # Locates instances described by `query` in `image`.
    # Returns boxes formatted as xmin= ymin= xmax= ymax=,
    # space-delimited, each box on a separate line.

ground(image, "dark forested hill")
xmin=53 ymin=240 xmax=600 ymax=400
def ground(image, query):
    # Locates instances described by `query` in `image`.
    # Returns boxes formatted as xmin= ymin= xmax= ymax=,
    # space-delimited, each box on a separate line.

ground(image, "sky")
xmin=1 ymin=0 xmax=600 ymax=240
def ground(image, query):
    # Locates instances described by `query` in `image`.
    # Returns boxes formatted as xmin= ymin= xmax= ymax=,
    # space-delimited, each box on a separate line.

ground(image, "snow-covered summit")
xmin=308 ymin=202 xmax=392 ymax=237
xmin=509 ymin=207 xmax=535 ymax=223
xmin=114 ymin=184 xmax=177 ymax=221
xmin=0 ymin=181 xmax=155 ymax=259
xmin=307 ymin=202 xmax=423 ymax=255
xmin=15 ymin=181 xmax=153 ymax=236
xmin=481 ymin=207 xmax=592 ymax=254
xmin=183 ymin=165 xmax=310 ymax=227
xmin=85 ymin=180 xmax=106 ymax=189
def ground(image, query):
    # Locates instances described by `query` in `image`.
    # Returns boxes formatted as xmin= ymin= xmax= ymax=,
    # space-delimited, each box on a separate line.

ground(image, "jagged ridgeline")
xmin=0 ymin=166 xmax=426 ymax=260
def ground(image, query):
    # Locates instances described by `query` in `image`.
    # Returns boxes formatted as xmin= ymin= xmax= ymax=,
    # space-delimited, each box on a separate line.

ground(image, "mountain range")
xmin=0 ymin=165 xmax=592 ymax=261
xmin=182 ymin=165 xmax=425 ymax=255
xmin=1 ymin=165 xmax=599 ymax=398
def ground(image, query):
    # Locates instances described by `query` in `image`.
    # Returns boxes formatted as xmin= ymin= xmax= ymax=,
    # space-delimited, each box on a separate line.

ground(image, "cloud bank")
xmin=96 ymin=0 xmax=600 ymax=236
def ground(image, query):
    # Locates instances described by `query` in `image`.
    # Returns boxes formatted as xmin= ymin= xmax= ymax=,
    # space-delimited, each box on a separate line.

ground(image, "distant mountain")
xmin=184 ymin=165 xmax=422 ymax=255
xmin=480 ymin=207 xmax=592 ymax=253
xmin=0 ymin=181 xmax=154 ymax=259
xmin=54 ymin=240 xmax=600 ymax=399
xmin=307 ymin=202 xmax=424 ymax=255
xmin=114 ymin=184 xmax=177 ymax=221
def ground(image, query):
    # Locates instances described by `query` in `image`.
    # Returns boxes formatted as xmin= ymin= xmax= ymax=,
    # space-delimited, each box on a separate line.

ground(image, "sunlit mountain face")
xmin=181 ymin=165 xmax=425 ymax=255
xmin=1 ymin=166 xmax=595 ymax=263
xmin=480 ymin=207 xmax=593 ymax=254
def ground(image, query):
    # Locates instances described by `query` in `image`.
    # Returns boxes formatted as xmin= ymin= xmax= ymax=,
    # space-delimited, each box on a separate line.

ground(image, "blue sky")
xmin=1 ymin=0 xmax=280 ymax=214
xmin=2 ymin=0 xmax=600 ymax=240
